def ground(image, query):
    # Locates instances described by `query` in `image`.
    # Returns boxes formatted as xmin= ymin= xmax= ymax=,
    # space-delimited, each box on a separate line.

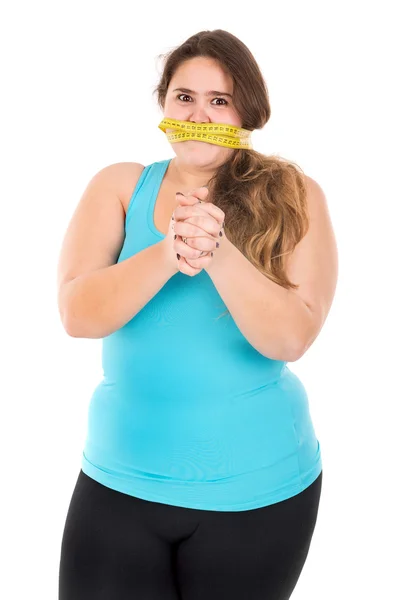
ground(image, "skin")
xmin=161 ymin=56 xmax=241 ymax=276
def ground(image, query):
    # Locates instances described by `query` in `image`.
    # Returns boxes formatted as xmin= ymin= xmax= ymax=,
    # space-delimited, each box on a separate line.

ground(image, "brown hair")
xmin=153 ymin=29 xmax=309 ymax=319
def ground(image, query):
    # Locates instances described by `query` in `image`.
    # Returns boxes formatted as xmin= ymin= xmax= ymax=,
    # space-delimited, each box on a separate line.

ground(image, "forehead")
xmin=169 ymin=57 xmax=233 ymax=91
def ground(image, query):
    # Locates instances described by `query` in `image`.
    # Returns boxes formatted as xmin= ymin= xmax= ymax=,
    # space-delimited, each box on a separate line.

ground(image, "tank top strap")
xmin=125 ymin=159 xmax=172 ymax=229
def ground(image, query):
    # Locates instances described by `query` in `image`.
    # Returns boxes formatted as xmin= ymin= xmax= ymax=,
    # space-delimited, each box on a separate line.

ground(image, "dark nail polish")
xmin=219 ymin=230 xmax=223 ymax=237
xmin=211 ymin=252 xmax=214 ymax=257
xmin=174 ymin=234 xmax=177 ymax=239
xmin=216 ymin=242 xmax=220 ymax=248
xmin=177 ymin=253 xmax=180 ymax=260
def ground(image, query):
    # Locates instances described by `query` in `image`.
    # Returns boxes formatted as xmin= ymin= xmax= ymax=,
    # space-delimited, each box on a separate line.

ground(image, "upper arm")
xmin=56 ymin=161 xmax=144 ymax=324
xmin=285 ymin=175 xmax=339 ymax=354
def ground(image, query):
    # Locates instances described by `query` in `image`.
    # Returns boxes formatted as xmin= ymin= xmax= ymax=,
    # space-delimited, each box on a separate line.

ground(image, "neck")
xmin=169 ymin=157 xmax=217 ymax=190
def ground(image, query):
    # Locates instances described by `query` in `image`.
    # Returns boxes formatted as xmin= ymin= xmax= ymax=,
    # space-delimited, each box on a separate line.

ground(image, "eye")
xmin=176 ymin=94 xmax=228 ymax=106
xmin=177 ymin=94 xmax=192 ymax=102
xmin=212 ymin=97 xmax=229 ymax=106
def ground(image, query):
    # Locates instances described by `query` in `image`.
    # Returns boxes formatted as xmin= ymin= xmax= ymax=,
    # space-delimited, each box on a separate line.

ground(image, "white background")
xmin=1 ymin=1 xmax=399 ymax=598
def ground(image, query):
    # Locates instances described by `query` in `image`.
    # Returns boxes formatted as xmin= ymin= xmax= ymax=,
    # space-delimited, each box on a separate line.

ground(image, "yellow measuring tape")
xmin=158 ymin=118 xmax=253 ymax=149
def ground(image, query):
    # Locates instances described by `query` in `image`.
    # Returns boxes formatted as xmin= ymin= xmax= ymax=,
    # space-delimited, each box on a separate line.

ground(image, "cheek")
xmin=227 ymin=109 xmax=242 ymax=127
xmin=164 ymin=109 xmax=189 ymax=123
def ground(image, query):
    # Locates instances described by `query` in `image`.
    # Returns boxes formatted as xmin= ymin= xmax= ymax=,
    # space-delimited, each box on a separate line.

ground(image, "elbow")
xmin=286 ymin=307 xmax=318 ymax=361
xmin=259 ymin=338 xmax=304 ymax=362
xmin=62 ymin=310 xmax=107 ymax=339
xmin=287 ymin=334 xmax=314 ymax=362
xmin=59 ymin=300 xmax=82 ymax=338
xmin=257 ymin=326 xmax=312 ymax=362
xmin=63 ymin=315 xmax=101 ymax=339
xmin=286 ymin=345 xmax=305 ymax=362
xmin=273 ymin=333 xmax=308 ymax=363
xmin=282 ymin=344 xmax=305 ymax=363
xmin=62 ymin=312 xmax=80 ymax=338
xmin=58 ymin=283 xmax=78 ymax=337
xmin=59 ymin=299 xmax=87 ymax=338
xmin=58 ymin=284 xmax=91 ymax=338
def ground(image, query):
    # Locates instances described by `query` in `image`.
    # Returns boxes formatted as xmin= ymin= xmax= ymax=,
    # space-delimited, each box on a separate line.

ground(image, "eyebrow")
xmin=172 ymin=87 xmax=233 ymax=98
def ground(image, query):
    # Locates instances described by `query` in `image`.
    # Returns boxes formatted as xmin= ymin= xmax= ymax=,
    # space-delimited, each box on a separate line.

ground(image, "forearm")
xmin=61 ymin=240 xmax=176 ymax=339
xmin=205 ymin=238 xmax=312 ymax=361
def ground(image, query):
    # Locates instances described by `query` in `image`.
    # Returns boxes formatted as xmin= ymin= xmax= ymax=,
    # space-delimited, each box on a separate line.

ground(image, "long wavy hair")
xmin=153 ymin=29 xmax=309 ymax=319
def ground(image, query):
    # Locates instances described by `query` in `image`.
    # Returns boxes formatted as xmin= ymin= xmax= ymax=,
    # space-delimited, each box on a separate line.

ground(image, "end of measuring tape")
xmin=158 ymin=118 xmax=253 ymax=150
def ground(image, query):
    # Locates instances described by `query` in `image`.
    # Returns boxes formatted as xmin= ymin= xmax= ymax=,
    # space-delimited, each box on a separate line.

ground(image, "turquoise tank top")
xmin=81 ymin=158 xmax=322 ymax=511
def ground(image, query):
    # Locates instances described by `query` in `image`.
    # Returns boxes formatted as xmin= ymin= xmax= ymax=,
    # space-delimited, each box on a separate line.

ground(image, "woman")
xmin=58 ymin=29 xmax=337 ymax=600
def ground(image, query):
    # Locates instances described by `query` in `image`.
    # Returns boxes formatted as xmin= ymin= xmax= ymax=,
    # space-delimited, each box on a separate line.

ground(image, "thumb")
xmin=174 ymin=192 xmax=196 ymax=206
xmin=175 ymin=187 xmax=209 ymax=205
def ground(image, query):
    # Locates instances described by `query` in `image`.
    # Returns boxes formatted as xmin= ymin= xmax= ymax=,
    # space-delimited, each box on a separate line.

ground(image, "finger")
xmin=175 ymin=189 xmax=225 ymax=226
xmin=175 ymin=238 xmax=207 ymax=260
xmin=185 ymin=252 xmax=214 ymax=269
xmin=174 ymin=201 xmax=225 ymax=229
xmin=175 ymin=235 xmax=216 ymax=258
xmin=175 ymin=188 xmax=208 ymax=207
xmin=185 ymin=186 xmax=210 ymax=202
xmin=176 ymin=255 xmax=203 ymax=276
xmin=174 ymin=217 xmax=221 ymax=240
xmin=175 ymin=192 xmax=200 ymax=207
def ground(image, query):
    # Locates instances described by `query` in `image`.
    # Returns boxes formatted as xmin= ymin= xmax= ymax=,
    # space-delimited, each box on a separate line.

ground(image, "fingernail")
xmin=201 ymin=185 xmax=208 ymax=189
xmin=174 ymin=234 xmax=177 ymax=240
xmin=211 ymin=252 xmax=214 ymax=257
xmin=177 ymin=253 xmax=180 ymax=260
xmin=219 ymin=230 xmax=223 ymax=237
xmin=216 ymin=242 xmax=220 ymax=248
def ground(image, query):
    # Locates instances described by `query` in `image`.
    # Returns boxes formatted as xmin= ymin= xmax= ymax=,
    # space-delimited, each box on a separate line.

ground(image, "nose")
xmin=188 ymin=106 xmax=211 ymax=124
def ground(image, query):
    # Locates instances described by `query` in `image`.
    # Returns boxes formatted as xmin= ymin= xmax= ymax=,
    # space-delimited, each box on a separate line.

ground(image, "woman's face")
xmin=162 ymin=56 xmax=242 ymax=169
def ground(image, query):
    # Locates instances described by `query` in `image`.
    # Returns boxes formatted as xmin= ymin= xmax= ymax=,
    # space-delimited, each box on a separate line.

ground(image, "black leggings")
xmin=59 ymin=469 xmax=322 ymax=600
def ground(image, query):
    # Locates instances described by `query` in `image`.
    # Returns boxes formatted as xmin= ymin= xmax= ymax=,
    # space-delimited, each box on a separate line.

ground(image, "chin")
xmin=176 ymin=141 xmax=224 ymax=158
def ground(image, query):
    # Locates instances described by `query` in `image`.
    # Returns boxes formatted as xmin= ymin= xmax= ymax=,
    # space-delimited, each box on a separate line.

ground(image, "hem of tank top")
xmin=80 ymin=458 xmax=323 ymax=512
xmin=81 ymin=455 xmax=323 ymax=512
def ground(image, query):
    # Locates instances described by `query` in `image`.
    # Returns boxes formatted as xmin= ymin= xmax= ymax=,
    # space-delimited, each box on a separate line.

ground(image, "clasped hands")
xmin=171 ymin=186 xmax=226 ymax=276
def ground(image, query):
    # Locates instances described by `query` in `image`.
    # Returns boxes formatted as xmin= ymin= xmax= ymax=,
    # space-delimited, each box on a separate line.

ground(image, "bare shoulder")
xmin=99 ymin=161 xmax=146 ymax=214
xmin=304 ymin=174 xmax=328 ymax=208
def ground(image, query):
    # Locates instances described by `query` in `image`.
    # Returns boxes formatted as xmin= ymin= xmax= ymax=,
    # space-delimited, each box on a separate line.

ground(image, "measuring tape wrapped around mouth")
xmin=158 ymin=118 xmax=253 ymax=149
